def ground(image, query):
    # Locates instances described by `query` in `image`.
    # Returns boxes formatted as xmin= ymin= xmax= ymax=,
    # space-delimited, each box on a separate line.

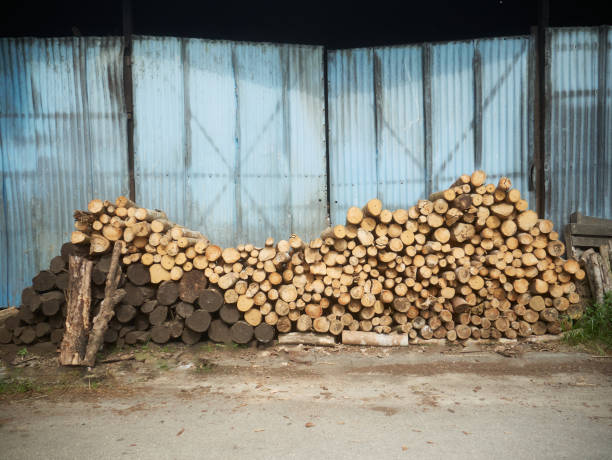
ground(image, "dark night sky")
xmin=0 ymin=1 xmax=609 ymax=48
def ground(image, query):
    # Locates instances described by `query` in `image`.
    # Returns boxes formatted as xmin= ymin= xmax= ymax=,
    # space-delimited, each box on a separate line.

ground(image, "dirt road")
xmin=1 ymin=343 xmax=611 ymax=459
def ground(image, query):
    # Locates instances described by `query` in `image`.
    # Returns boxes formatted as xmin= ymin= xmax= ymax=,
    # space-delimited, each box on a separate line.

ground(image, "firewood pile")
xmin=1 ymin=171 xmax=585 ymax=349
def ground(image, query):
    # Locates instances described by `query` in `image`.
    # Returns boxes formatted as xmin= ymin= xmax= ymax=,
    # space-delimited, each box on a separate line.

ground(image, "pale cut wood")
xmin=277 ymin=332 xmax=336 ymax=346
xmin=342 ymin=330 xmax=409 ymax=346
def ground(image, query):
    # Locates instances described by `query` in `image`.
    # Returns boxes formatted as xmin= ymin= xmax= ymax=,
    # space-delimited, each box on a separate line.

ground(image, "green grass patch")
xmin=563 ymin=292 xmax=612 ymax=352
xmin=0 ymin=377 xmax=37 ymax=394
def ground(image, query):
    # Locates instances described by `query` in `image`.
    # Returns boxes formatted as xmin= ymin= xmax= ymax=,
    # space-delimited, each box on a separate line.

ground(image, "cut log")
xmin=127 ymin=263 xmax=150 ymax=286
xmin=254 ymin=323 xmax=275 ymax=343
xmin=278 ymin=332 xmax=335 ymax=346
xmin=181 ymin=327 xmax=201 ymax=345
xmin=149 ymin=305 xmax=169 ymax=326
xmin=59 ymin=256 xmax=93 ymax=366
xmin=198 ymin=289 xmax=224 ymax=313
xmin=185 ymin=310 xmax=211 ymax=333
xmin=116 ymin=304 xmax=137 ymax=323
xmin=156 ymin=280 xmax=179 ymax=306
xmin=208 ymin=319 xmax=232 ymax=343
xmin=33 ymin=270 xmax=56 ymax=292
xmin=175 ymin=302 xmax=195 ymax=319
xmin=40 ymin=290 xmax=64 ymax=316
xmin=230 ymin=321 xmax=254 ymax=344
xmin=342 ymin=331 xmax=408 ymax=346
xmin=151 ymin=325 xmax=170 ymax=344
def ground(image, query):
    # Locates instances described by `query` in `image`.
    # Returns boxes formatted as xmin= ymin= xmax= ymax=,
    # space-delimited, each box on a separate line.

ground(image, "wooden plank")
xmin=570 ymin=235 xmax=612 ymax=248
xmin=569 ymin=223 xmax=612 ymax=237
xmin=570 ymin=212 xmax=612 ymax=226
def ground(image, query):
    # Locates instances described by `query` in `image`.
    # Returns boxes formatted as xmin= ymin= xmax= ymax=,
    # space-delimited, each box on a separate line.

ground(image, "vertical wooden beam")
xmin=534 ymin=0 xmax=549 ymax=218
xmin=123 ymin=0 xmax=135 ymax=202
xmin=422 ymin=44 xmax=433 ymax=197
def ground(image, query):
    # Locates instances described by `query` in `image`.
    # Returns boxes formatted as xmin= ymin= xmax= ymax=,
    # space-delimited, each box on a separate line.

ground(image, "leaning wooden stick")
xmin=82 ymin=241 xmax=126 ymax=367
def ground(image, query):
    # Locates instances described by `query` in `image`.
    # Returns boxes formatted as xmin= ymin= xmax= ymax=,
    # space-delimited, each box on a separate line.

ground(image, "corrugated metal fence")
xmin=0 ymin=37 xmax=128 ymax=306
xmin=1 ymin=28 xmax=610 ymax=305
xmin=328 ymin=36 xmax=534 ymax=224
xmin=545 ymin=27 xmax=612 ymax=232
xmin=131 ymin=37 xmax=327 ymax=249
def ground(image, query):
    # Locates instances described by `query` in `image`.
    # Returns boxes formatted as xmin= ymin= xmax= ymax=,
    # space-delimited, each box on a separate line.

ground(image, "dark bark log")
xmin=21 ymin=287 xmax=41 ymax=311
xmin=181 ymin=327 xmax=201 ymax=345
xmin=254 ymin=323 xmax=275 ymax=343
xmin=149 ymin=305 xmax=169 ymax=326
xmin=230 ymin=321 xmax=253 ymax=344
xmin=55 ymin=272 xmax=69 ymax=290
xmin=33 ymin=270 xmax=56 ymax=292
xmin=219 ymin=304 xmax=240 ymax=324
xmin=116 ymin=304 xmax=137 ymax=323
xmin=198 ymin=289 xmax=223 ymax=313
xmin=157 ymin=280 xmax=179 ymax=306
xmin=49 ymin=256 xmax=66 ymax=274
xmin=151 ymin=325 xmax=170 ymax=344
xmin=50 ymin=329 xmax=64 ymax=344
xmin=59 ymin=256 xmax=93 ymax=365
xmin=185 ymin=310 xmax=211 ymax=333
xmin=35 ymin=322 xmax=50 ymax=338
xmin=21 ymin=326 xmax=36 ymax=344
xmin=103 ymin=328 xmax=118 ymax=343
xmin=179 ymin=270 xmax=208 ymax=303
xmin=0 ymin=327 xmax=12 ymax=344
xmin=175 ymin=302 xmax=194 ymax=319
xmin=125 ymin=330 xmax=149 ymax=345
xmin=208 ymin=319 xmax=231 ymax=343
xmin=48 ymin=313 xmax=64 ymax=329
xmin=61 ymin=242 xmax=88 ymax=263
xmin=126 ymin=263 xmax=150 ymax=286
xmin=168 ymin=319 xmax=184 ymax=338
xmin=124 ymin=283 xmax=146 ymax=306
xmin=4 ymin=315 xmax=21 ymax=331
xmin=134 ymin=313 xmax=150 ymax=331
xmin=140 ymin=299 xmax=158 ymax=314
xmin=40 ymin=290 xmax=64 ymax=316
xmin=17 ymin=305 xmax=35 ymax=324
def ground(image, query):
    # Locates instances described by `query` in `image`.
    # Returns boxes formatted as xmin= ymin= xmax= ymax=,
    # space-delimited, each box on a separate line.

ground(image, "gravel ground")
xmin=0 ymin=342 xmax=611 ymax=459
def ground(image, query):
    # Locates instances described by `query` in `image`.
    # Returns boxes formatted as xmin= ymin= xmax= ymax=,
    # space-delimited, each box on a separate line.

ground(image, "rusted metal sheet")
xmin=545 ymin=27 xmax=612 ymax=233
xmin=328 ymin=36 xmax=533 ymax=224
xmin=132 ymin=37 xmax=327 ymax=247
xmin=0 ymin=37 xmax=128 ymax=306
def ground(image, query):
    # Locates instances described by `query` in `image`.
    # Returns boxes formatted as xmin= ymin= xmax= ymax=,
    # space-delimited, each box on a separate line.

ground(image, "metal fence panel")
xmin=0 ymin=37 xmax=127 ymax=306
xmin=132 ymin=37 xmax=327 ymax=247
xmin=546 ymin=27 xmax=612 ymax=232
xmin=430 ymin=41 xmax=476 ymax=192
xmin=478 ymin=37 xmax=534 ymax=207
xmin=132 ymin=37 xmax=186 ymax=225
xmin=328 ymin=37 xmax=533 ymax=222
xmin=374 ymin=46 xmax=426 ymax=211
xmin=327 ymin=49 xmax=377 ymax=224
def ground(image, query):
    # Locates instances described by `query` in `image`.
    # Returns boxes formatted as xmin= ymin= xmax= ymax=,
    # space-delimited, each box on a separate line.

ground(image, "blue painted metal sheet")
xmin=478 ymin=37 xmax=534 ymax=208
xmin=430 ymin=41 xmax=476 ymax=192
xmin=328 ymin=37 xmax=533 ymax=224
xmin=132 ymin=37 xmax=327 ymax=247
xmin=546 ymin=27 xmax=612 ymax=233
xmin=328 ymin=48 xmax=377 ymax=225
xmin=0 ymin=37 xmax=128 ymax=306
xmin=328 ymin=46 xmax=425 ymax=225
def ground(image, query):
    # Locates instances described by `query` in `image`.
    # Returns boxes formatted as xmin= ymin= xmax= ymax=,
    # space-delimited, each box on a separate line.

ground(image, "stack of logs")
xmin=2 ymin=170 xmax=585 ymax=347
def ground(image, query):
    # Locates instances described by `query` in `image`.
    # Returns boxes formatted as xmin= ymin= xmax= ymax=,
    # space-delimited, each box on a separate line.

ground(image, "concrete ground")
xmin=0 ymin=342 xmax=611 ymax=459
